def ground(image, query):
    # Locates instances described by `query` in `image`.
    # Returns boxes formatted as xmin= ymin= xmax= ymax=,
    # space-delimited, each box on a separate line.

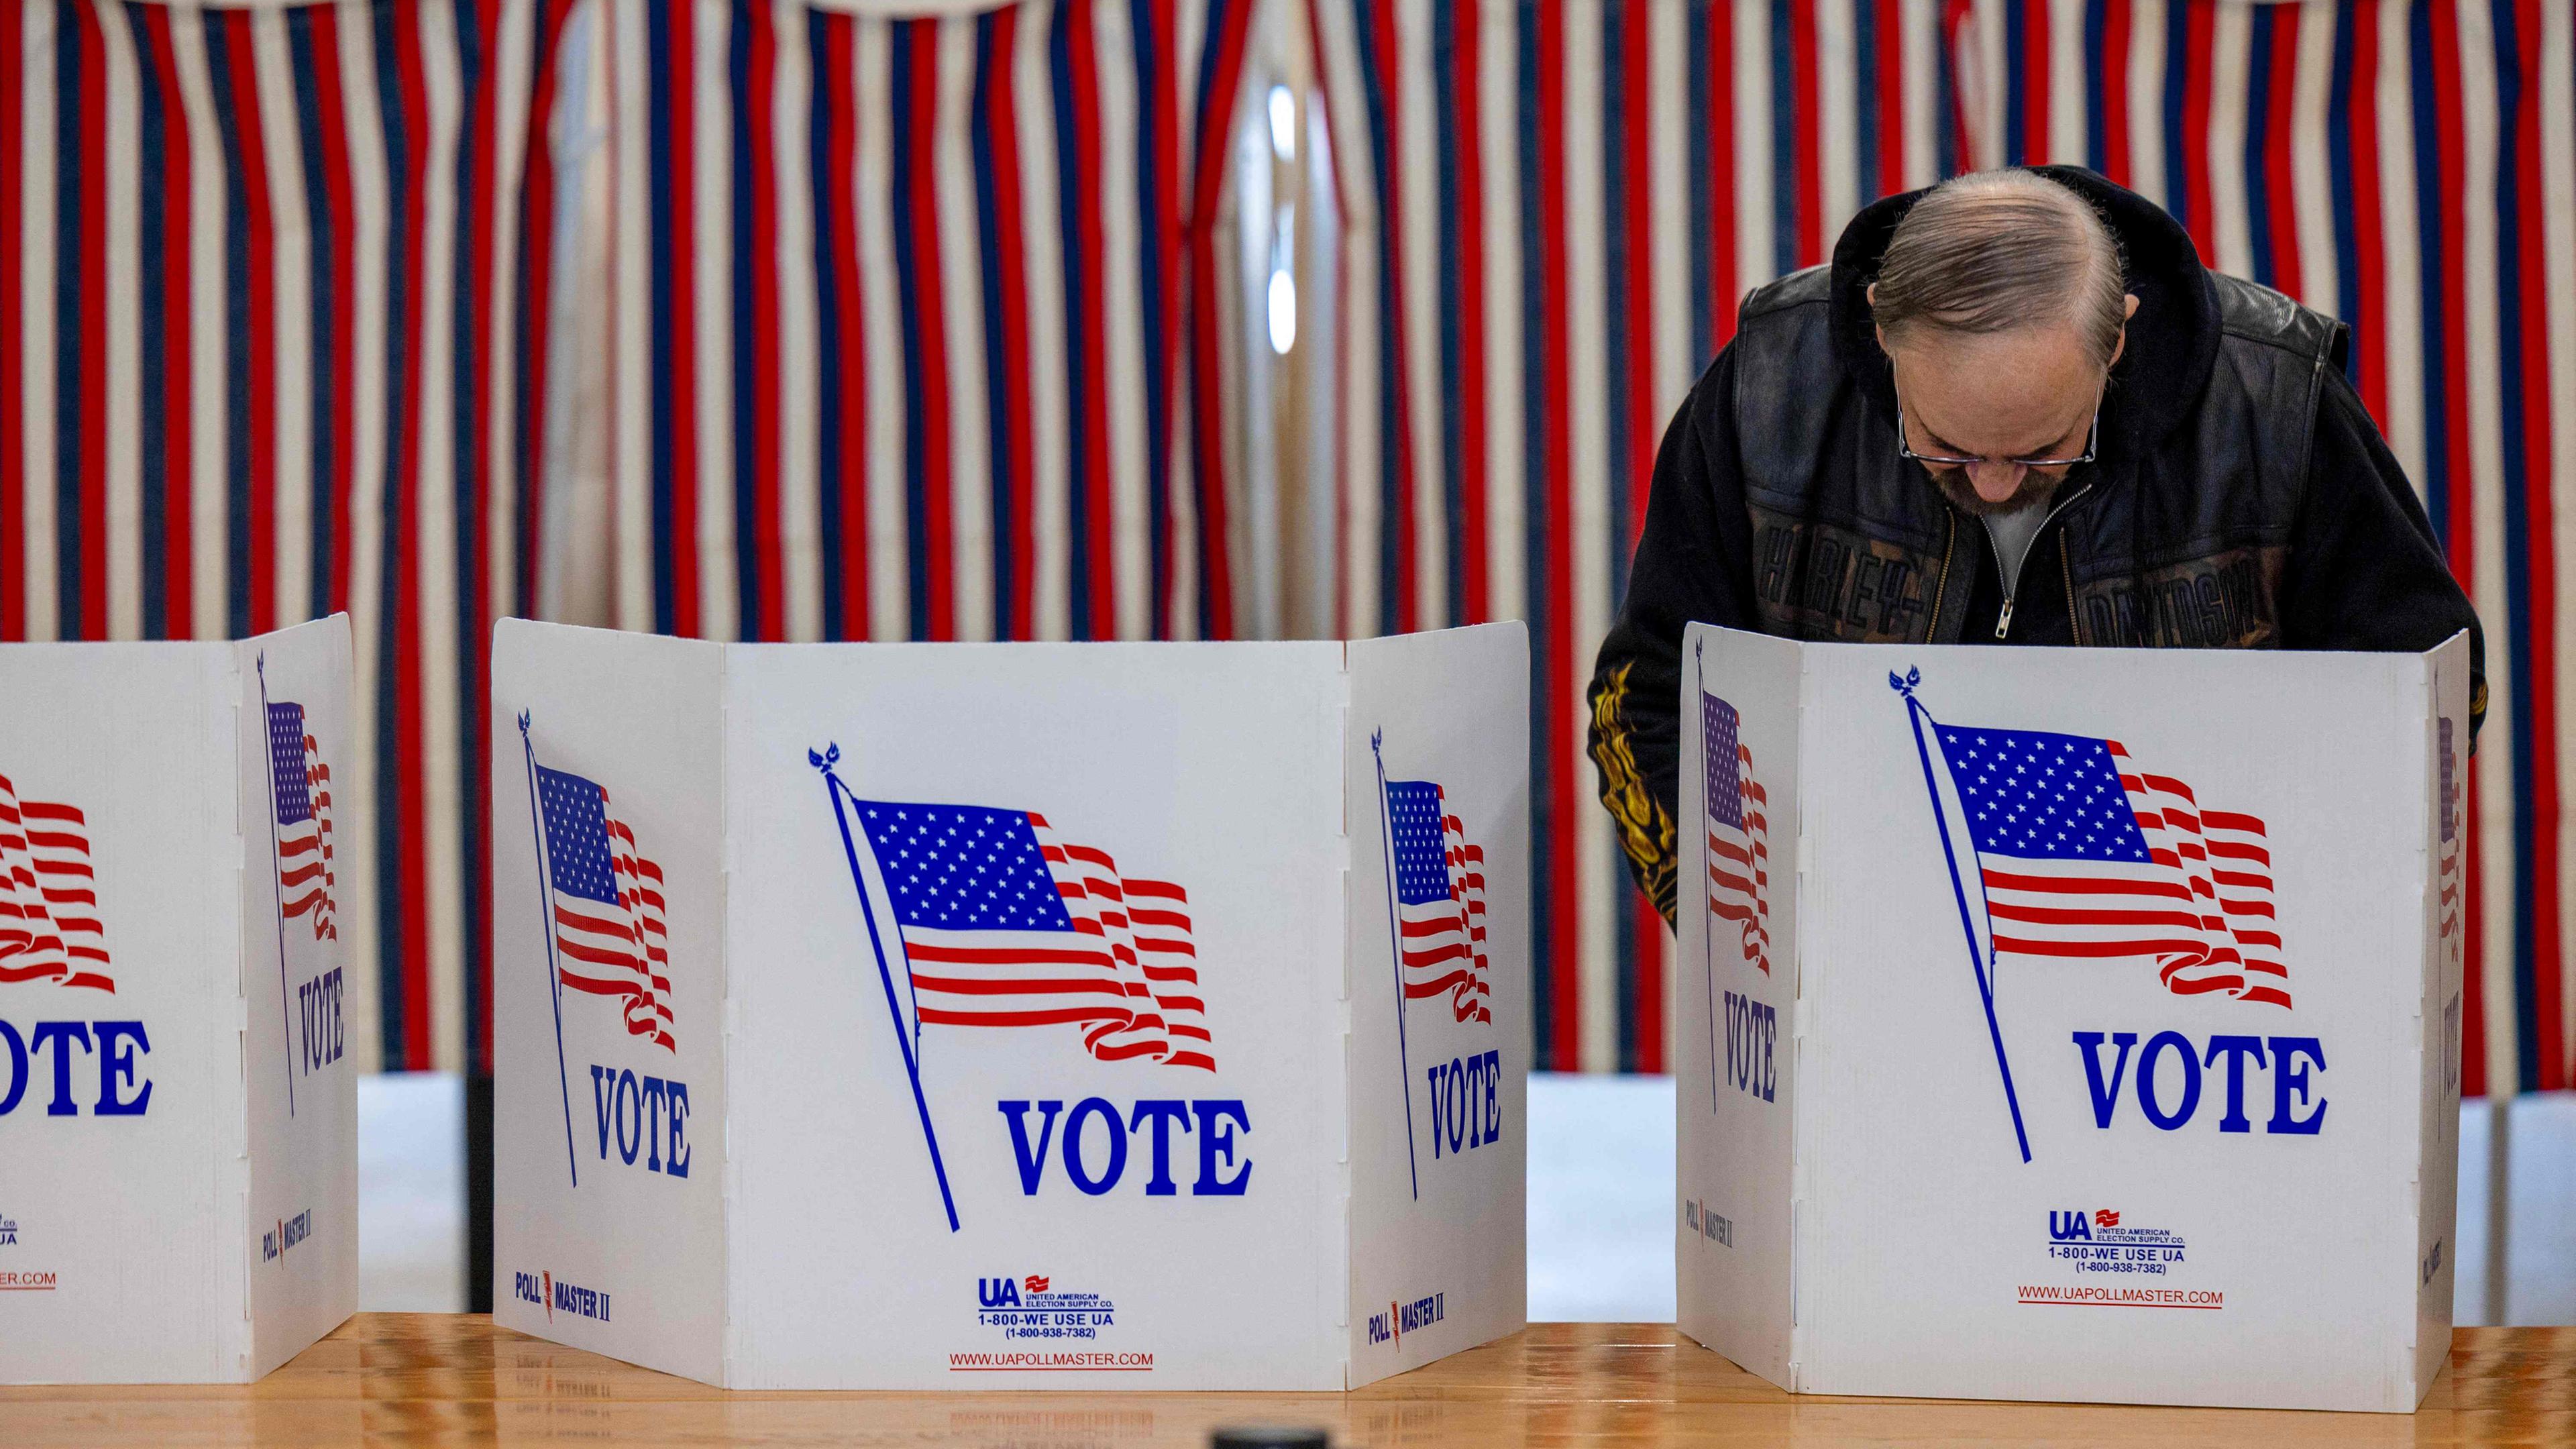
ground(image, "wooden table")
xmin=5 ymin=1315 xmax=2573 ymax=1446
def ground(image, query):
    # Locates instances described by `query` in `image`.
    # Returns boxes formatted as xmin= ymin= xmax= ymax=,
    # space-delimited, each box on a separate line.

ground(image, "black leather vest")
xmin=1730 ymin=266 xmax=2344 ymax=647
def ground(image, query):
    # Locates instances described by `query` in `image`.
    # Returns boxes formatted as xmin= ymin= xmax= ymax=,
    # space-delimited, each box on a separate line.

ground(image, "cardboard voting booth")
xmin=491 ymin=621 xmax=1528 ymax=1389
xmin=1677 ymin=624 xmax=2471 ymax=1412
xmin=0 ymin=617 xmax=358 ymax=1384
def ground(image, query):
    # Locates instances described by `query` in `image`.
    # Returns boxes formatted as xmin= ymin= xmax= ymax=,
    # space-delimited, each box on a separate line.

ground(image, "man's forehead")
xmin=1891 ymin=331 xmax=2098 ymax=453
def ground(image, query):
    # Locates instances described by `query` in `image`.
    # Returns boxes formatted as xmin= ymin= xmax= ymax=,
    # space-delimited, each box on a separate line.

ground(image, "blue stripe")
xmin=808 ymin=11 xmax=849 ymax=640
xmin=52 ymin=9 xmax=83 ymax=636
xmin=647 ymin=0 xmax=678 ymax=635
xmin=1348 ymin=0 xmax=1402 ymax=635
xmin=972 ymin=11 xmax=1016 ymax=639
xmin=2489 ymin=0 xmax=2541 ymax=1093
xmin=205 ymin=14 xmax=254 ymax=639
xmin=1686 ymin=0 xmax=1712 ymax=366
xmin=1431 ymin=0 xmax=1464 ymax=628
xmin=451 ymin=0 xmax=490 ymax=1071
xmin=1514 ymin=0 xmax=1554 ymax=1070
xmin=2162 ymin=0 xmax=2190 ymax=240
xmin=1935 ymin=1 xmax=1958 ymax=178
xmin=1049 ymin=5 xmax=1095 ymax=635
xmin=1128 ymin=0 xmax=1170 ymax=637
xmin=1190 ymin=0 xmax=1237 ymax=641
xmin=2408 ymin=0 xmax=2449 ymax=540
xmin=2083 ymin=0 xmax=2110 ymax=174
xmin=2002 ymin=0 xmax=2028 ymax=163
xmin=368 ymin=0 xmax=411 ymax=1067
xmin=288 ymin=8 xmax=337 ymax=621
xmin=1602 ymin=0 xmax=1637 ymax=1070
xmin=1767 ymin=0 xmax=1796 ymax=277
xmin=729 ymin=3 xmax=758 ymax=641
xmin=127 ymin=5 xmax=169 ymax=639
xmin=2326 ymin=0 xmax=2361 ymax=383
xmin=1853 ymin=0 xmax=1881 ymax=201
xmin=889 ymin=21 xmax=932 ymax=641
xmin=2245 ymin=4 xmax=2279 ymax=288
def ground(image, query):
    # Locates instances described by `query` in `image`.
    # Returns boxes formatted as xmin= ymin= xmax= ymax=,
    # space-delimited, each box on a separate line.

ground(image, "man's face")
xmin=1882 ymin=322 xmax=2106 ymax=517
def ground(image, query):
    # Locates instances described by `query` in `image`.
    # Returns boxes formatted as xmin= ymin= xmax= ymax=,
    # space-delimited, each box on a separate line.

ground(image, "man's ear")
xmin=1870 ymin=283 xmax=1888 ymax=354
xmin=2109 ymin=292 xmax=2140 ymax=369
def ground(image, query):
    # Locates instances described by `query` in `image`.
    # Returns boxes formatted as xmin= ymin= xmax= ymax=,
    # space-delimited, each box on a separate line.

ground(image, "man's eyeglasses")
xmin=1894 ymin=386 xmax=2102 ymax=470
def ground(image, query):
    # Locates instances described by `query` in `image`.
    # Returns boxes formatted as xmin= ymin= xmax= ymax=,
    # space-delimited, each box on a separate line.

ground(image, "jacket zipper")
xmin=1982 ymin=481 xmax=2094 ymax=641
xmin=1927 ymin=512 xmax=1956 ymax=641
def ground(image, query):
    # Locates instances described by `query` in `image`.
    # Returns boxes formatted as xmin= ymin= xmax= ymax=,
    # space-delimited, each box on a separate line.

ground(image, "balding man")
xmin=1587 ymin=166 xmax=2481 ymax=925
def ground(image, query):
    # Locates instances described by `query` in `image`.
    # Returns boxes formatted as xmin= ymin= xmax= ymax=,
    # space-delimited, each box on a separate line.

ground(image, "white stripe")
xmin=2128 ymin=0 xmax=2169 ymax=209
xmin=1479 ymin=0 xmax=1523 ymax=628
xmin=1562 ymin=0 xmax=1613 ymax=1075
xmin=1648 ymin=0 xmax=1688 ymax=482
xmin=254 ymin=7 xmax=315 ymax=627
xmin=20 ymin=1 xmax=59 ymax=642
xmin=1900 ymin=0 xmax=1941 ymax=191
xmin=171 ymin=5 xmax=229 ymax=638
xmin=1397 ymin=0 xmax=1442 ymax=631
xmin=2048 ymin=0 xmax=2085 ymax=165
xmin=2375 ymin=0 xmax=2426 ymax=492
xmin=1732 ymin=0 xmax=1774 ymax=288
xmin=2457 ymin=0 xmax=2516 ymax=1097
xmin=936 ymin=13 xmax=994 ymax=642
xmin=690 ymin=0 xmax=737 ymax=643
xmin=100 ymin=1 xmax=144 ymax=641
xmin=2288 ymin=0 xmax=2340 ymax=317
xmin=853 ymin=16 xmax=908 ymax=639
xmin=609 ymin=0 xmax=653 ymax=630
xmin=416 ymin=0 xmax=469 ymax=1074
xmin=484 ymin=0 xmax=538 ymax=629
xmin=2205 ymin=0 xmax=2254 ymax=278
xmin=773 ymin=0 xmax=822 ymax=642
xmin=536 ymin=0 xmax=615 ymax=627
xmin=1815 ymin=0 xmax=1860 ymax=259
xmin=1976 ymin=0 xmax=2006 ymax=170
xmin=335 ymin=0 xmax=390 ymax=1073
xmin=1092 ymin=0 xmax=1150 ymax=640
xmin=2543 ymin=0 xmax=2576 ymax=1072
xmin=1310 ymin=0 xmax=1377 ymax=637
xmin=1014 ymin=0 xmax=1071 ymax=641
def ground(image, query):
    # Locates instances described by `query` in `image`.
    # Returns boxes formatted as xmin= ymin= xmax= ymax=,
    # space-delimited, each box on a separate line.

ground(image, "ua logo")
xmin=2049 ymin=1210 xmax=2094 ymax=1242
xmin=978 ymin=1277 xmax=1022 ymax=1309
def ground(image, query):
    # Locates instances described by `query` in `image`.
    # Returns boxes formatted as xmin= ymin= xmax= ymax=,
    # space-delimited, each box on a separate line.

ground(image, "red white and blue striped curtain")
xmin=0 ymin=0 xmax=1260 ymax=1077
xmin=598 ymin=0 xmax=1257 ymax=644
xmin=0 ymin=0 xmax=582 ymax=1075
xmin=1313 ymin=0 xmax=2576 ymax=1094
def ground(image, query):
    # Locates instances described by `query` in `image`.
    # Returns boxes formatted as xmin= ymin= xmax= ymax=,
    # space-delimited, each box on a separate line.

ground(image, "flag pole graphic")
xmin=1698 ymin=640 xmax=1721 ymax=1114
xmin=258 ymin=654 xmax=297 ymax=1118
xmin=519 ymin=714 xmax=580 ymax=1187
xmin=1892 ymin=670 xmax=2032 ymax=1165
xmin=814 ymin=745 xmax=961 ymax=1233
xmin=1372 ymin=730 xmax=1421 ymax=1201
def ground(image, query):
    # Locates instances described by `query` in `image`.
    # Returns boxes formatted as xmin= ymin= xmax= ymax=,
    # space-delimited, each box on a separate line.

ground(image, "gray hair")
xmin=1870 ymin=168 xmax=2128 ymax=368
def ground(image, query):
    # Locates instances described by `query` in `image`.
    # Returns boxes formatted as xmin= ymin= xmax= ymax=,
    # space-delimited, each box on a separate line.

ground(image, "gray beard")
xmin=1926 ymin=466 xmax=2063 ymax=519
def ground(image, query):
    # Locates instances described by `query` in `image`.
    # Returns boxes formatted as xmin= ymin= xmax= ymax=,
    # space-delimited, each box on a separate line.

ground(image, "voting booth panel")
xmin=1678 ymin=625 xmax=2469 ymax=1413
xmin=0 ymin=617 xmax=358 ymax=1385
xmin=492 ymin=622 xmax=1527 ymax=1391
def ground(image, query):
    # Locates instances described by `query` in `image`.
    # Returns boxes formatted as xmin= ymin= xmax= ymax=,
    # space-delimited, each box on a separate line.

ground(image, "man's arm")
xmin=2277 ymin=365 xmax=2487 ymax=741
xmin=1588 ymin=350 xmax=1761 ymax=926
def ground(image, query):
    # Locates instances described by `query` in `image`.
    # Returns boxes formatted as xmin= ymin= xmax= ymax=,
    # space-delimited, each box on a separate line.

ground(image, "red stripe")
xmin=2348 ymin=6 xmax=2389 ymax=431
xmin=1068 ymin=1 xmax=1115 ymax=639
xmin=1707 ymin=0 xmax=1736 ymax=347
xmin=820 ymin=17 xmax=867 ymax=639
xmin=515 ymin=1 xmax=570 ymax=619
xmin=76 ymin=5 xmax=109 ymax=638
xmin=313 ymin=7 xmax=359 ymax=616
xmin=225 ymin=11 xmax=280 ymax=637
xmin=899 ymin=26 xmax=949 ymax=638
xmin=1537 ymin=4 xmax=1576 ymax=1069
xmin=921 ymin=1006 xmax=1129 ymax=1028
xmin=0 ymin=7 xmax=17 ymax=639
xmin=1370 ymin=0 xmax=1417 ymax=633
xmin=747 ymin=0 xmax=783 ymax=641
xmin=1619 ymin=0 xmax=1652 ymax=559
xmin=1452 ymin=0 xmax=1488 ymax=624
xmin=1307 ymin=0 xmax=1349 ymax=640
xmin=2512 ymin=0 xmax=2562 ymax=1089
xmin=2023 ymin=0 xmax=2050 ymax=164
xmin=2101 ymin=0 xmax=2132 ymax=186
xmin=1943 ymin=0 xmax=1975 ymax=168
xmin=1875 ymin=0 xmax=1904 ymax=193
xmin=1984 ymin=867 xmax=2194 ymax=901
xmin=133 ymin=9 xmax=194 ymax=639
xmin=669 ymin=0 xmax=701 ymax=638
xmin=2263 ymin=3 xmax=2302 ymax=303
xmin=394 ymin=4 xmax=435 ymax=1069
xmin=2180 ymin=0 xmax=2216 ymax=264
xmin=986 ymin=5 xmax=1035 ymax=641
xmin=1788 ymin=0 xmax=1823 ymax=266
xmin=1184 ymin=0 xmax=1251 ymax=641
xmin=1145 ymin=0 xmax=1181 ymax=634
xmin=1994 ymin=935 xmax=2210 ymax=960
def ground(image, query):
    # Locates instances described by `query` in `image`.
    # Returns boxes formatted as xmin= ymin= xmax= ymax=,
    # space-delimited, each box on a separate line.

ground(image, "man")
xmin=1588 ymin=166 xmax=2481 ymax=924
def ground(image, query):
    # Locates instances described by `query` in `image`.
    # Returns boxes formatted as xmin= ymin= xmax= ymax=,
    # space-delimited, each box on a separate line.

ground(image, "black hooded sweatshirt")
xmin=1587 ymin=168 xmax=2484 ymax=923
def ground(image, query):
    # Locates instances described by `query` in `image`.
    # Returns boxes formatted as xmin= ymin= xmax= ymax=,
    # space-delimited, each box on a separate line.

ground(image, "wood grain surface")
xmin=3 ymin=1315 xmax=2573 ymax=1446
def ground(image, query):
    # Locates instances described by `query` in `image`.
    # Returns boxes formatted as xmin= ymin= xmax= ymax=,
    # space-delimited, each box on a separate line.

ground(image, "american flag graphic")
xmin=855 ymin=801 xmax=1213 ymax=1071
xmin=1383 ymin=780 xmax=1493 ymax=1026
xmin=2440 ymin=718 xmax=2463 ymax=963
xmin=0 ymin=774 xmax=111 ymax=993
xmin=1933 ymin=724 xmax=2288 ymax=1009
xmin=1702 ymin=694 xmax=1770 ymax=975
xmin=267 ymin=702 xmax=337 ymax=942
xmin=535 ymin=765 xmax=674 ymax=1052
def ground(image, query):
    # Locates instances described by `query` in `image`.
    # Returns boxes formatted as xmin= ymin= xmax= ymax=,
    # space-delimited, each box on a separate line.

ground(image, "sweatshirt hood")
xmin=1827 ymin=165 xmax=2221 ymax=450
